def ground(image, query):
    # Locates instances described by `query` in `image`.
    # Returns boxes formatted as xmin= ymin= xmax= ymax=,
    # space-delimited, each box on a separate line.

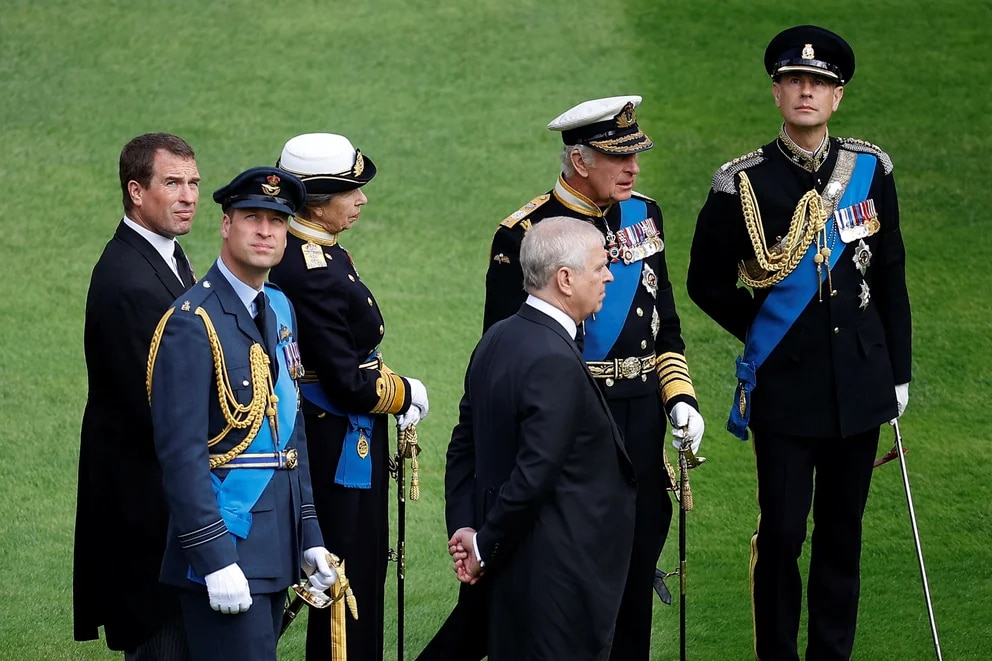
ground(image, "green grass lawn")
xmin=1 ymin=0 xmax=989 ymax=659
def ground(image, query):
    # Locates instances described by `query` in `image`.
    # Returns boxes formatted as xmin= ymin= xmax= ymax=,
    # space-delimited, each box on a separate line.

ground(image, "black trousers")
xmin=304 ymin=411 xmax=390 ymax=661
xmin=751 ymin=427 xmax=879 ymax=661
xmin=416 ymin=394 xmax=670 ymax=661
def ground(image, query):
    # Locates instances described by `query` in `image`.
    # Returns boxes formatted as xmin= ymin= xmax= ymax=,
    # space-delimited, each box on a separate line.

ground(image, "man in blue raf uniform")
xmin=688 ymin=25 xmax=912 ymax=660
xmin=148 ymin=167 xmax=339 ymax=661
xmin=420 ymin=96 xmax=705 ymax=661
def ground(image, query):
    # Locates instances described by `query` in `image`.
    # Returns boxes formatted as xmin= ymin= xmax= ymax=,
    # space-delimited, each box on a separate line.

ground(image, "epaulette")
xmin=499 ymin=193 xmax=550 ymax=229
xmin=838 ymin=137 xmax=893 ymax=175
xmin=712 ymin=148 xmax=766 ymax=195
xmin=170 ymin=279 xmax=213 ymax=314
xmin=631 ymin=190 xmax=656 ymax=204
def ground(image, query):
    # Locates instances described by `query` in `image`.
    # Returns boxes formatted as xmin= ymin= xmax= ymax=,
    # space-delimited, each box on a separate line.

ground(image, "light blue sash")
xmin=583 ymin=198 xmax=646 ymax=361
xmin=187 ymin=287 xmax=299 ymax=583
xmin=300 ymin=351 xmax=377 ymax=489
xmin=727 ymin=153 xmax=877 ymax=440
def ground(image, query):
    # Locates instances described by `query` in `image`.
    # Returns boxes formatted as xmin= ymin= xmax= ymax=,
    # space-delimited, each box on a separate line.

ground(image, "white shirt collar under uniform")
xmin=525 ymin=294 xmax=578 ymax=340
xmin=122 ymin=215 xmax=183 ymax=284
xmin=215 ymin=257 xmax=264 ymax=316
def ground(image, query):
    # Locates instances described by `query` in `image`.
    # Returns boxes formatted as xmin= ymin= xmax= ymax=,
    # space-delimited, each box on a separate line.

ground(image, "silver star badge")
xmin=641 ymin=263 xmax=658 ymax=299
xmin=852 ymin=239 xmax=872 ymax=276
xmin=859 ymin=280 xmax=871 ymax=310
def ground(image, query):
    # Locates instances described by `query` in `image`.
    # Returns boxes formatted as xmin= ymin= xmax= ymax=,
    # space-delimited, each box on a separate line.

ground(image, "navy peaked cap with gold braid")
xmin=765 ymin=25 xmax=855 ymax=85
xmin=213 ymin=166 xmax=306 ymax=216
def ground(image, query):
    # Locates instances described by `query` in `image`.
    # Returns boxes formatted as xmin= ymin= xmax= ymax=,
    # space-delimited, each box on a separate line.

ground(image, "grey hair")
xmin=559 ymin=144 xmax=597 ymax=178
xmin=296 ymin=193 xmax=335 ymax=221
xmin=520 ymin=216 xmax=605 ymax=293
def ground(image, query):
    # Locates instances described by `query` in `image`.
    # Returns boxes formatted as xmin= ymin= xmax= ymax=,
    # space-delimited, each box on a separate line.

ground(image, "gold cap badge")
xmin=802 ymin=43 xmax=815 ymax=59
xmin=262 ymin=174 xmax=281 ymax=196
xmin=615 ymin=102 xmax=637 ymax=129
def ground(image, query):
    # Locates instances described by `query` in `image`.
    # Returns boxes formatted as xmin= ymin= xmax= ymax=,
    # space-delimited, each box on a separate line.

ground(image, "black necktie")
xmin=253 ymin=292 xmax=269 ymax=351
xmin=174 ymin=242 xmax=194 ymax=289
xmin=574 ymin=328 xmax=585 ymax=354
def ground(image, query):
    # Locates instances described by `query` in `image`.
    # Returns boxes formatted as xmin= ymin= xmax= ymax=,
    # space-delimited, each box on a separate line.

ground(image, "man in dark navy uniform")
xmin=687 ymin=26 xmax=912 ymax=660
xmin=148 ymin=167 xmax=339 ymax=661
xmin=420 ymin=96 xmax=705 ymax=661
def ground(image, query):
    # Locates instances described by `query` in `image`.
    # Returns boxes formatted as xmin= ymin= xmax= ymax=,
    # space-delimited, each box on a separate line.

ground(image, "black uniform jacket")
xmin=446 ymin=304 xmax=636 ymax=660
xmin=269 ymin=223 xmax=412 ymax=418
xmin=74 ymin=221 xmax=188 ymax=650
xmin=148 ymin=262 xmax=323 ymax=593
xmin=688 ymin=136 xmax=912 ymax=438
xmin=484 ymin=176 xmax=696 ymax=410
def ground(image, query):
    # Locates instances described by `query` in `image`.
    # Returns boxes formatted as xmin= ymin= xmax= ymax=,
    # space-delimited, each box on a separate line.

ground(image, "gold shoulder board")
xmin=499 ymin=193 xmax=550 ymax=228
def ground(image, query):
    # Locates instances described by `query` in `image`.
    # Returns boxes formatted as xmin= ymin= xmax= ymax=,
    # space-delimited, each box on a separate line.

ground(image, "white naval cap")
xmin=276 ymin=133 xmax=376 ymax=195
xmin=547 ymin=95 xmax=653 ymax=154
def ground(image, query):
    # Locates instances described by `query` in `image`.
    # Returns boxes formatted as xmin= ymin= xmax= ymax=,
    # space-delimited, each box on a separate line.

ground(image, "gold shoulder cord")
xmin=737 ymin=171 xmax=825 ymax=289
xmin=145 ymin=306 xmax=278 ymax=469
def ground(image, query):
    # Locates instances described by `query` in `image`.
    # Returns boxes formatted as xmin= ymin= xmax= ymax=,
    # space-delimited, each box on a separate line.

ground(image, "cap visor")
xmin=774 ymin=65 xmax=841 ymax=82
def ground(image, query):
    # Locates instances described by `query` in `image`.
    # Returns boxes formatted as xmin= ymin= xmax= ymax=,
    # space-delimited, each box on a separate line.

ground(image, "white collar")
xmin=122 ymin=216 xmax=181 ymax=279
xmin=525 ymin=294 xmax=577 ymax=339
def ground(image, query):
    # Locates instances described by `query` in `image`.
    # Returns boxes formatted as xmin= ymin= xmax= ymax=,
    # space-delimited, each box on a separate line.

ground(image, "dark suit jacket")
xmin=148 ymin=262 xmax=323 ymax=593
xmin=445 ymin=304 xmax=637 ymax=661
xmin=688 ymin=137 xmax=912 ymax=438
xmin=73 ymin=221 xmax=189 ymax=650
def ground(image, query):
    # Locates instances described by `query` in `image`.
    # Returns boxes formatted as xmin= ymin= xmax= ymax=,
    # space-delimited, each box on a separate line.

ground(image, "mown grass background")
xmin=1 ymin=0 xmax=989 ymax=659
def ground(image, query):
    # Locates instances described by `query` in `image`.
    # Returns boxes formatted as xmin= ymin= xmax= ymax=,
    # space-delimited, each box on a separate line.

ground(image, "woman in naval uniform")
xmin=269 ymin=133 xmax=429 ymax=661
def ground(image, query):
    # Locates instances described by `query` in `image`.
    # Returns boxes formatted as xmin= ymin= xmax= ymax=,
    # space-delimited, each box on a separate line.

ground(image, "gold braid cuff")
xmin=371 ymin=370 xmax=406 ymax=415
xmin=656 ymin=352 xmax=696 ymax=403
xmin=145 ymin=305 xmax=277 ymax=470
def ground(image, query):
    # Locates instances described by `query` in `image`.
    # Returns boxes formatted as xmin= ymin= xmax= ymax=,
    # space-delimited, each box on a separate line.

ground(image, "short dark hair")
xmin=119 ymin=133 xmax=195 ymax=213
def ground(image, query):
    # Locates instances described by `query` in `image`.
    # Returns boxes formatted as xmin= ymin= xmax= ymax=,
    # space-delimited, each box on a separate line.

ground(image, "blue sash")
xmin=583 ymin=198 xmax=646 ymax=361
xmin=727 ymin=153 xmax=877 ymax=440
xmin=300 ymin=351 xmax=377 ymax=489
xmin=187 ymin=287 xmax=299 ymax=583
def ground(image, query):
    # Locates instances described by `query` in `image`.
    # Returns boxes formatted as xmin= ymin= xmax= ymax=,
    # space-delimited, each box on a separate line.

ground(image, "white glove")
xmin=204 ymin=563 xmax=252 ymax=614
xmin=397 ymin=377 xmax=429 ymax=431
xmin=670 ymin=402 xmax=705 ymax=455
xmin=302 ymin=546 xmax=338 ymax=591
xmin=891 ymin=383 xmax=910 ymax=423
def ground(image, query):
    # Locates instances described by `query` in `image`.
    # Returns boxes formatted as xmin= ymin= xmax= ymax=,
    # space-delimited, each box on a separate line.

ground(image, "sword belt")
xmin=209 ymin=449 xmax=298 ymax=470
xmin=587 ymin=353 xmax=656 ymax=380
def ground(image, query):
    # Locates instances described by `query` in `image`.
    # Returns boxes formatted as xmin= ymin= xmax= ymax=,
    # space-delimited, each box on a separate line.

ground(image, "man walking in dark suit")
xmin=146 ymin=167 xmax=339 ymax=661
xmin=74 ymin=133 xmax=199 ymax=659
xmin=445 ymin=216 xmax=637 ymax=661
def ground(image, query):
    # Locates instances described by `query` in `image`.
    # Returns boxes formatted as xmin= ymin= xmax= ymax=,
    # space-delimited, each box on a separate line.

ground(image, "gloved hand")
xmin=891 ymin=382 xmax=910 ymax=423
xmin=302 ymin=546 xmax=338 ymax=591
xmin=670 ymin=402 xmax=705 ymax=455
xmin=204 ymin=563 xmax=252 ymax=614
xmin=398 ymin=377 xmax=429 ymax=430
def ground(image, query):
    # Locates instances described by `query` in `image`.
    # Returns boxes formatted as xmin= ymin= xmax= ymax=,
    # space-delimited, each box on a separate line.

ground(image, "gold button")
xmin=640 ymin=340 xmax=647 ymax=350
xmin=833 ymin=327 xmax=840 ymax=334
xmin=367 ymin=297 xmax=373 ymax=306
xmin=605 ymin=378 xmax=615 ymax=387
xmin=379 ymin=325 xmax=384 ymax=335
xmin=636 ymin=307 xmax=644 ymax=317
xmin=348 ymin=274 xmax=355 ymax=282
xmin=641 ymin=374 xmax=648 ymax=382
xmin=831 ymin=289 xmax=838 ymax=297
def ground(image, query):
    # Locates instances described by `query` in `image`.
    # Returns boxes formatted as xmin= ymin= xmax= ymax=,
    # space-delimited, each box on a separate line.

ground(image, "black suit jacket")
xmin=445 ymin=304 xmax=636 ymax=661
xmin=73 ymin=221 xmax=189 ymax=650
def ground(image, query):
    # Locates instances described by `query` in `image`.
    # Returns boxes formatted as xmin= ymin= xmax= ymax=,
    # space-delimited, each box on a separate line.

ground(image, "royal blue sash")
xmin=300 ymin=351 xmax=377 ymax=489
xmin=727 ymin=153 xmax=877 ymax=440
xmin=187 ymin=287 xmax=299 ymax=583
xmin=583 ymin=198 xmax=646 ymax=361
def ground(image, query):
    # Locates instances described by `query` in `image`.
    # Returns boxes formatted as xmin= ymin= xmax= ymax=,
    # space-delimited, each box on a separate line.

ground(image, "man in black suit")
xmin=445 ymin=216 xmax=637 ymax=661
xmin=74 ymin=133 xmax=199 ymax=659
xmin=687 ymin=26 xmax=912 ymax=659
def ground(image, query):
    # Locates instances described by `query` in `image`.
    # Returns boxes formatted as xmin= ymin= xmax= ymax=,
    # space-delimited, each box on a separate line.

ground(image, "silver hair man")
xmin=520 ymin=216 xmax=605 ymax=293
xmin=559 ymin=144 xmax=598 ymax=179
